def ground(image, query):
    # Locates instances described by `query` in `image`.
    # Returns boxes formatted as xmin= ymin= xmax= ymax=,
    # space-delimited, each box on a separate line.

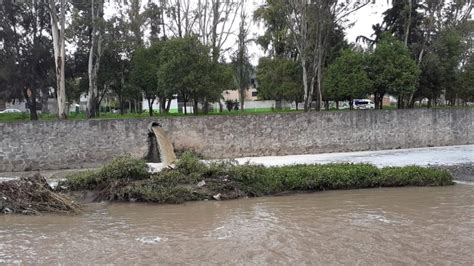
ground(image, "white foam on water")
xmin=135 ymin=236 xmax=166 ymax=244
xmin=454 ymin=180 xmax=474 ymax=185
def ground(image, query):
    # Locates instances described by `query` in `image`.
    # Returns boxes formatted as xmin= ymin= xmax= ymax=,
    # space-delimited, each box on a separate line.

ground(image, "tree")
xmin=358 ymin=0 xmax=473 ymax=107
xmin=49 ymin=0 xmax=67 ymax=119
xmin=416 ymin=52 xmax=444 ymax=107
xmin=97 ymin=9 xmax=143 ymax=115
xmin=283 ymin=0 xmax=371 ymax=111
xmin=158 ymin=37 xmax=230 ymax=115
xmin=86 ymin=0 xmax=105 ymax=118
xmin=367 ymin=34 xmax=421 ymax=109
xmin=324 ymin=49 xmax=372 ymax=107
xmin=195 ymin=0 xmax=242 ymax=61
xmin=130 ymin=44 xmax=163 ymax=117
xmin=459 ymin=54 xmax=474 ymax=103
xmin=231 ymin=5 xmax=253 ymax=111
xmin=254 ymin=0 xmax=296 ymax=58
xmin=256 ymin=57 xmax=303 ymax=108
xmin=0 ymin=1 xmax=55 ymax=120
xmin=200 ymin=62 xmax=234 ymax=113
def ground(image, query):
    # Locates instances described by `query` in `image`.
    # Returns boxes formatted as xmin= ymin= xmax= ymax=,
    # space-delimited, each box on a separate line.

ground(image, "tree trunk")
xmin=166 ymin=98 xmax=171 ymax=112
xmin=301 ymin=61 xmax=310 ymax=112
xmin=86 ymin=0 xmax=104 ymax=119
xmin=374 ymin=92 xmax=384 ymax=110
xmin=336 ymin=101 xmax=339 ymax=110
xmin=239 ymin=87 xmax=245 ymax=112
xmin=315 ymin=65 xmax=322 ymax=111
xmin=404 ymin=0 xmax=412 ymax=47
xmin=119 ymin=94 xmax=125 ymax=115
xmin=41 ymin=88 xmax=49 ymax=113
xmin=147 ymin=98 xmax=154 ymax=117
xmin=193 ymin=99 xmax=198 ymax=115
xmin=25 ymin=88 xmax=38 ymax=121
xmin=49 ymin=0 xmax=67 ymax=119
xmin=308 ymin=75 xmax=316 ymax=111
xmin=159 ymin=97 xmax=166 ymax=114
xmin=183 ymin=100 xmax=187 ymax=115
xmin=203 ymin=98 xmax=209 ymax=114
xmin=380 ymin=93 xmax=385 ymax=109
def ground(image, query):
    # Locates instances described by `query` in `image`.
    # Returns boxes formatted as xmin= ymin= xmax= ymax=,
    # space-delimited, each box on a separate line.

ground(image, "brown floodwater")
xmin=1 ymin=184 xmax=473 ymax=264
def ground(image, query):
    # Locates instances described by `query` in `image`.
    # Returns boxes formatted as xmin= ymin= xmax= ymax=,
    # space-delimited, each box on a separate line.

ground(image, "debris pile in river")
xmin=0 ymin=174 xmax=80 ymax=215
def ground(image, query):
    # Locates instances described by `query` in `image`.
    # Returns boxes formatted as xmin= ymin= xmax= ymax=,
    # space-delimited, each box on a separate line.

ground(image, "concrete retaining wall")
xmin=0 ymin=108 xmax=472 ymax=172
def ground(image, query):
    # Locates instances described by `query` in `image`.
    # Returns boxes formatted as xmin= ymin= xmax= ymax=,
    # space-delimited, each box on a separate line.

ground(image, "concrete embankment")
xmin=1 ymin=108 xmax=473 ymax=172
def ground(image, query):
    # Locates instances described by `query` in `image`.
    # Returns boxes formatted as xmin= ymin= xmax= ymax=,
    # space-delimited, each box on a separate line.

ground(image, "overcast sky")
xmin=105 ymin=1 xmax=391 ymax=64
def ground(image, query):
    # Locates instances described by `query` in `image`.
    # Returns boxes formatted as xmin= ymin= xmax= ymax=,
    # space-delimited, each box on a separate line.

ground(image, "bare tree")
xmin=86 ymin=0 xmax=104 ymax=118
xmin=196 ymin=0 xmax=241 ymax=61
xmin=49 ymin=0 xmax=67 ymax=119
xmin=284 ymin=0 xmax=371 ymax=111
xmin=163 ymin=0 xmax=199 ymax=37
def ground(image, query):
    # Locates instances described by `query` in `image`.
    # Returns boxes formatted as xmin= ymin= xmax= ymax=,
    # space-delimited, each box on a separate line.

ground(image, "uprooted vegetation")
xmin=0 ymin=174 xmax=80 ymax=215
xmin=59 ymin=153 xmax=455 ymax=204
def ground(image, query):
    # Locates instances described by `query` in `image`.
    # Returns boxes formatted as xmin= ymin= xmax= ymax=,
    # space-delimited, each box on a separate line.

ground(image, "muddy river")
xmin=1 ymin=184 xmax=473 ymax=264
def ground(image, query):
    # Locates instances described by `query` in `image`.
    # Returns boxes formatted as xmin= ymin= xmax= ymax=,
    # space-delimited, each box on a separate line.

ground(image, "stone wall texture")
xmin=1 ymin=108 xmax=473 ymax=172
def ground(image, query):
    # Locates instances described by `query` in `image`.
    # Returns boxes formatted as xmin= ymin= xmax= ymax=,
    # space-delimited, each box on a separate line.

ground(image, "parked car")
xmin=0 ymin=108 xmax=22 ymax=114
xmin=353 ymin=99 xmax=375 ymax=110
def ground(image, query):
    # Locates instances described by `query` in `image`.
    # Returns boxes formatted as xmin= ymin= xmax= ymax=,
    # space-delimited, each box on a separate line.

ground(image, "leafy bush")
xmin=61 ymin=170 xmax=99 ymax=190
xmin=228 ymin=163 xmax=382 ymax=196
xmin=62 ymin=155 xmax=149 ymax=190
xmin=175 ymin=151 xmax=207 ymax=175
xmin=97 ymin=155 xmax=149 ymax=181
xmin=61 ymin=153 xmax=454 ymax=204
xmin=379 ymin=166 xmax=454 ymax=186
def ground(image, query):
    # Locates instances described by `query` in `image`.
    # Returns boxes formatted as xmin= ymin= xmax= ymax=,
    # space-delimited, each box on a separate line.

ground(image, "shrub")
xmin=61 ymin=152 xmax=454 ymax=204
xmin=96 ymin=155 xmax=149 ymax=181
xmin=227 ymin=163 xmax=382 ymax=195
xmin=61 ymin=170 xmax=99 ymax=190
xmin=379 ymin=166 xmax=454 ymax=186
xmin=62 ymin=155 xmax=149 ymax=190
xmin=175 ymin=151 xmax=207 ymax=175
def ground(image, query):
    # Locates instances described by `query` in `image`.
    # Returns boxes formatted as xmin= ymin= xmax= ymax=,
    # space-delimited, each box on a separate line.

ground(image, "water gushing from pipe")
xmin=150 ymin=124 xmax=177 ymax=166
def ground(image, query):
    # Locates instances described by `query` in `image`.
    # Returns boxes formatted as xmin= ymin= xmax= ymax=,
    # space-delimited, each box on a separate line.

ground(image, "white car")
xmin=0 ymin=108 xmax=22 ymax=114
xmin=353 ymin=99 xmax=375 ymax=110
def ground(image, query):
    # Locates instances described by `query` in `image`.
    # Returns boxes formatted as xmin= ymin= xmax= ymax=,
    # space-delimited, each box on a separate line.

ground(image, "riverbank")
xmin=59 ymin=154 xmax=454 ymax=204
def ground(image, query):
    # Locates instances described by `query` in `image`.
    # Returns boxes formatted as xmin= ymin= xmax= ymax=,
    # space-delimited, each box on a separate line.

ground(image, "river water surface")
xmin=1 ymin=185 xmax=473 ymax=264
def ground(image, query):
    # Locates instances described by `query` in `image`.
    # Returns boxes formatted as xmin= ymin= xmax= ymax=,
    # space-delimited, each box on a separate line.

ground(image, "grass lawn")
xmin=0 ymin=108 xmax=302 ymax=122
xmin=1 ymin=105 xmax=471 ymax=123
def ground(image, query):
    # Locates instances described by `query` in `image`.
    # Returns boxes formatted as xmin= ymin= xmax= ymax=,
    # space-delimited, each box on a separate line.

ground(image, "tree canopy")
xmin=324 ymin=49 xmax=372 ymax=103
xmin=256 ymin=57 xmax=303 ymax=107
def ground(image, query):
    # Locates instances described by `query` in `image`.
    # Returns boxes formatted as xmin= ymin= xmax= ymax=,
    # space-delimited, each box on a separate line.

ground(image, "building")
xmin=222 ymin=86 xmax=258 ymax=102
